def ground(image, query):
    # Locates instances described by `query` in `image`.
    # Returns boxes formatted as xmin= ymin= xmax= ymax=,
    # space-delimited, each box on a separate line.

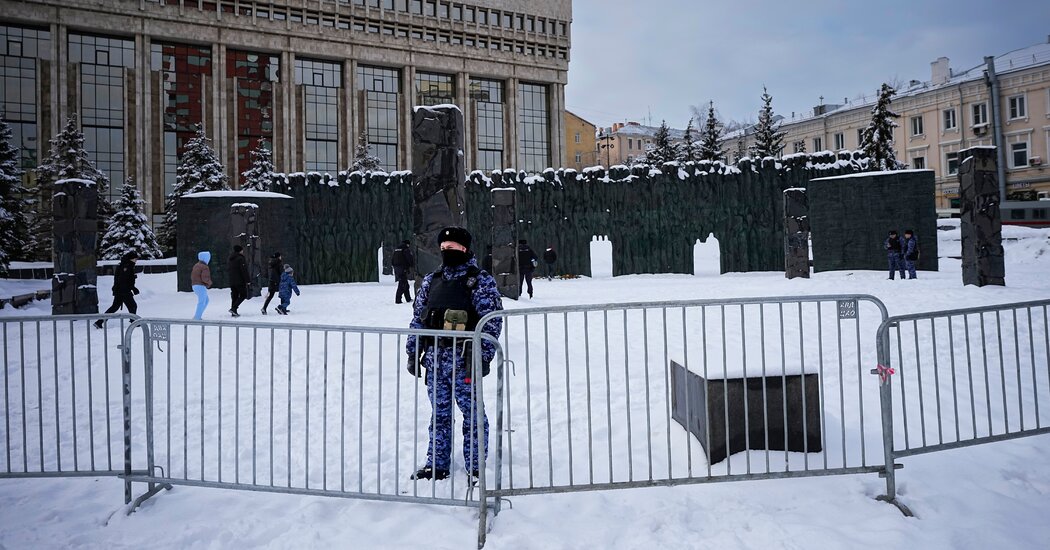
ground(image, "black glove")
xmin=407 ymin=351 xmax=421 ymax=377
xmin=482 ymin=359 xmax=491 ymax=377
xmin=132 ymin=287 xmax=140 ymax=295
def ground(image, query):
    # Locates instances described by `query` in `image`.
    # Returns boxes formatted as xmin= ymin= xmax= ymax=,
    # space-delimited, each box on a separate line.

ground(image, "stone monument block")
xmin=51 ymin=178 xmax=99 ymax=314
xmin=177 ymin=191 xmax=294 ymax=292
xmin=784 ymin=188 xmax=810 ymax=279
xmin=411 ymin=105 xmax=466 ymax=279
xmin=231 ymin=203 xmax=263 ymax=297
xmin=959 ymin=147 xmax=1004 ymax=286
xmin=670 ymin=360 xmax=822 ymax=464
xmin=490 ymin=187 xmax=519 ymax=298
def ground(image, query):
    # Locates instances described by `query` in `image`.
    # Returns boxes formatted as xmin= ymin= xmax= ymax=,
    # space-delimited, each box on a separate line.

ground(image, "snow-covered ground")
xmin=2 ymin=222 xmax=1050 ymax=549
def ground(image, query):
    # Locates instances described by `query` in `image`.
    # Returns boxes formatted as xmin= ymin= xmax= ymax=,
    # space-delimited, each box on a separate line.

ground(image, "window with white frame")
xmin=856 ymin=128 xmax=864 ymax=147
xmin=912 ymin=156 xmax=925 ymax=169
xmin=813 ymin=137 xmax=822 ymax=151
xmin=943 ymin=108 xmax=956 ymax=131
xmin=628 ymin=138 xmax=633 ymax=150
xmin=1008 ymin=134 xmax=1030 ymax=168
xmin=575 ymin=152 xmax=582 ymax=164
xmin=793 ymin=140 xmax=805 ymax=153
xmin=833 ymin=132 xmax=844 ymax=150
xmin=910 ymin=115 xmax=924 ymax=136
xmin=971 ymin=102 xmax=988 ymax=126
xmin=574 ymin=132 xmax=581 ymax=144
xmin=1008 ymin=94 xmax=1026 ymax=120
xmin=945 ymin=151 xmax=959 ymax=175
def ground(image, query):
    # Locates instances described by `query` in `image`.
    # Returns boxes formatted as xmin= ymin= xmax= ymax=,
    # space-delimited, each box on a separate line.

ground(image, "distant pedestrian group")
xmin=885 ymin=229 xmax=919 ymax=280
xmin=188 ymin=245 xmax=302 ymax=319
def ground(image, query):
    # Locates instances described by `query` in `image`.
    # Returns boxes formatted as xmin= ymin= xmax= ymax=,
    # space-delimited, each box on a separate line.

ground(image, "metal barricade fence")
xmin=120 ymin=318 xmax=502 ymax=547
xmin=876 ymin=299 xmax=1050 ymax=503
xmin=0 ymin=314 xmax=142 ymax=479
xmin=480 ymin=295 xmax=889 ymax=502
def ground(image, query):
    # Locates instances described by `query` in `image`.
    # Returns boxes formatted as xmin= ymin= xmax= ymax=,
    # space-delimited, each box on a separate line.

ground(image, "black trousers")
xmin=230 ymin=285 xmax=247 ymax=312
xmin=394 ymin=268 xmax=413 ymax=303
xmin=263 ymin=285 xmax=278 ymax=310
xmin=104 ymin=291 xmax=137 ymax=315
xmin=519 ymin=269 xmax=535 ymax=297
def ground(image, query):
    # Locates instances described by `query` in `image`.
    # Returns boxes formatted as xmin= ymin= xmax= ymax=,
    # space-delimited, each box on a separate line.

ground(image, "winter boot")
xmin=93 ymin=319 xmax=104 ymax=329
xmin=410 ymin=466 xmax=450 ymax=481
xmin=261 ymin=306 xmax=268 ymax=315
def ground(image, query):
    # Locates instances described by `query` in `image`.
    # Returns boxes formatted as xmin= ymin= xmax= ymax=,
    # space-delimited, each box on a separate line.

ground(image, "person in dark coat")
xmin=542 ymin=245 xmax=557 ymax=281
xmin=517 ymin=239 xmax=539 ymax=298
xmin=884 ymin=230 xmax=906 ymax=280
xmin=405 ymin=226 xmax=503 ymax=481
xmin=902 ymin=229 xmax=919 ymax=280
xmin=261 ymin=251 xmax=282 ymax=314
xmin=94 ymin=251 xmax=139 ymax=328
xmin=391 ymin=239 xmax=415 ymax=304
xmin=228 ymin=244 xmax=250 ymax=317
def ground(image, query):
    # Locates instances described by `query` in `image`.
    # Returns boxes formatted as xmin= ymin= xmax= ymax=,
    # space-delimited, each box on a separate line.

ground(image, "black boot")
xmin=410 ymin=466 xmax=450 ymax=480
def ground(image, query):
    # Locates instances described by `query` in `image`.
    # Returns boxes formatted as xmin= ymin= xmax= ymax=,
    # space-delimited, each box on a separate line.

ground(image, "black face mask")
xmin=441 ymin=249 xmax=469 ymax=267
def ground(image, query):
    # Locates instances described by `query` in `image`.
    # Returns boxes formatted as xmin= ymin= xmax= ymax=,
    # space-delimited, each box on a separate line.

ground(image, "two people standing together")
xmin=885 ymin=229 xmax=920 ymax=280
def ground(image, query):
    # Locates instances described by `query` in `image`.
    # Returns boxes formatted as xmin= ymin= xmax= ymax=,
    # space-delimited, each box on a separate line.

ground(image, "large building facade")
xmin=564 ymin=109 xmax=595 ymax=171
xmin=741 ymin=38 xmax=1050 ymax=211
xmin=0 ymin=0 xmax=572 ymax=222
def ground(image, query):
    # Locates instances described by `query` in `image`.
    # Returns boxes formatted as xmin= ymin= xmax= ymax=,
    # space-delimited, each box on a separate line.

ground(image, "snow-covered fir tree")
xmin=698 ymin=101 xmax=726 ymax=163
xmin=753 ymin=86 xmax=786 ymax=158
xmin=240 ymin=140 xmax=275 ymax=192
xmin=99 ymin=178 xmax=163 ymax=260
xmin=0 ymin=115 xmax=32 ymax=275
xmin=157 ymin=125 xmax=229 ymax=253
xmin=860 ymin=83 xmax=905 ymax=171
xmin=351 ymin=131 xmax=383 ymax=172
xmin=31 ymin=113 xmax=112 ymax=261
xmin=646 ymin=121 xmax=679 ymax=166
xmin=678 ymin=118 xmax=699 ymax=163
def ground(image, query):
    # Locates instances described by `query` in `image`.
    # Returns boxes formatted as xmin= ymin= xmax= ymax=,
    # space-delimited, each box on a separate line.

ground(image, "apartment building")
xmin=745 ymin=38 xmax=1050 ymax=210
xmin=564 ymin=109 xmax=596 ymax=171
xmin=0 ymin=0 xmax=572 ymax=222
xmin=597 ymin=121 xmax=685 ymax=166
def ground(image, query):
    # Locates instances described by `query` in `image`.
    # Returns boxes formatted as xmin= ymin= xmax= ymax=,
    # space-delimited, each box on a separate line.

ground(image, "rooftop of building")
xmin=604 ymin=121 xmax=687 ymax=140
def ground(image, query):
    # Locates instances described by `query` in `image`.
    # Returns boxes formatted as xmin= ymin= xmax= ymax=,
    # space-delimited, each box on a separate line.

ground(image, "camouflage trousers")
xmin=423 ymin=347 xmax=489 ymax=472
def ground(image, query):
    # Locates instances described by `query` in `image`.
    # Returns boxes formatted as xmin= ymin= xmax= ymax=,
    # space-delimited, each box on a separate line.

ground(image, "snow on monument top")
xmin=182 ymin=190 xmax=291 ymax=199
xmin=809 ymin=169 xmax=933 ymax=182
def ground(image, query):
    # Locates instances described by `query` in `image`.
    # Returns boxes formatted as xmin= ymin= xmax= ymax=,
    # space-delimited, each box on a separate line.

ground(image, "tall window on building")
xmin=469 ymin=78 xmax=504 ymax=172
xmin=945 ymin=151 xmax=960 ymax=175
xmin=943 ymin=108 xmax=957 ymax=131
xmin=70 ymin=33 xmax=133 ymax=200
xmin=812 ymin=137 xmax=822 ymax=151
xmin=1 ymin=25 xmax=49 ymax=184
xmin=151 ymin=43 xmax=211 ymax=199
xmin=1008 ymin=135 xmax=1030 ymax=168
xmin=295 ymin=58 xmax=341 ymax=173
xmin=228 ymin=50 xmax=278 ymax=184
xmin=517 ymin=82 xmax=550 ymax=173
xmin=1008 ymin=95 xmax=1027 ymax=120
xmin=357 ymin=65 xmax=400 ymax=171
xmin=415 ymin=71 xmax=454 ymax=106
xmin=971 ymin=102 xmax=988 ymax=126
xmin=833 ymin=132 xmax=844 ymax=150
xmin=910 ymin=115 xmax=924 ymax=136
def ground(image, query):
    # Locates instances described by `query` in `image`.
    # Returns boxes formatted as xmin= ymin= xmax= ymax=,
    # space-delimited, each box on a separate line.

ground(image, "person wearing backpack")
xmin=404 ymin=226 xmax=503 ymax=482
xmin=517 ymin=239 xmax=539 ymax=298
xmin=902 ymin=229 xmax=919 ymax=280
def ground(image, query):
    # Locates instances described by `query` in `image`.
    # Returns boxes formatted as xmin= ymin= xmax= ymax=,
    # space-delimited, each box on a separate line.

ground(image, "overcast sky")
xmin=566 ymin=0 xmax=1050 ymax=130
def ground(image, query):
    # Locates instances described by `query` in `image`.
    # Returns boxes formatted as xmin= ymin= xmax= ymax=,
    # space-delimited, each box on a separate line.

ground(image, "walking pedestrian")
xmin=884 ymin=230 xmax=906 ymax=280
xmin=276 ymin=264 xmax=300 ymax=314
xmin=261 ymin=251 xmax=282 ymax=314
xmin=405 ymin=226 xmax=503 ymax=482
xmin=542 ymin=245 xmax=557 ymax=281
xmin=517 ymin=239 xmax=539 ymax=298
xmin=94 ymin=251 xmax=140 ymax=328
xmin=391 ymin=239 xmax=415 ymax=304
xmin=902 ymin=229 xmax=919 ymax=280
xmin=228 ymin=244 xmax=249 ymax=317
xmin=191 ymin=251 xmax=212 ymax=320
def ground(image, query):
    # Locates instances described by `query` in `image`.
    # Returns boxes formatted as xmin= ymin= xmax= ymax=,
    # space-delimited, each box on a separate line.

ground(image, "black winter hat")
xmin=401 ymin=239 xmax=411 ymax=246
xmin=438 ymin=226 xmax=472 ymax=250
xmin=121 ymin=251 xmax=139 ymax=262
xmin=272 ymin=251 xmax=282 ymax=259
xmin=519 ymin=239 xmax=527 ymax=245
xmin=233 ymin=244 xmax=244 ymax=253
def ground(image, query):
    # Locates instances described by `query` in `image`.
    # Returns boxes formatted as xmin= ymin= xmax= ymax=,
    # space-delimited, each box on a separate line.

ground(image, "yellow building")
xmin=565 ymin=110 xmax=597 ymax=170
xmin=744 ymin=38 xmax=1050 ymax=211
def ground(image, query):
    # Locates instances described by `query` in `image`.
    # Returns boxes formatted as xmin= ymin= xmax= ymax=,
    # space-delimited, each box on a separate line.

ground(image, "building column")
xmin=506 ymin=77 xmax=518 ymax=170
xmin=54 ymin=24 xmax=68 ymax=134
xmin=342 ymin=58 xmax=356 ymax=171
xmin=136 ymin=33 xmax=150 ymax=207
xmin=550 ymin=82 xmax=566 ymax=169
xmin=214 ymin=42 xmax=228 ymax=179
xmin=458 ymin=71 xmax=471 ymax=171
xmin=402 ymin=64 xmax=416 ymax=171
xmin=282 ymin=49 xmax=296 ymax=174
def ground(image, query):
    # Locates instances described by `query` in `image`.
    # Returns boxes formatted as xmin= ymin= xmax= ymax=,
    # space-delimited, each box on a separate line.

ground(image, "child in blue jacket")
xmin=276 ymin=264 xmax=301 ymax=315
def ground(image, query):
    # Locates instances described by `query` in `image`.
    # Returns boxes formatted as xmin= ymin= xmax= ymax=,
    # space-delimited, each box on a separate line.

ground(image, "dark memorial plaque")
xmin=670 ymin=360 xmax=821 ymax=464
xmin=51 ymin=178 xmax=99 ymax=314
xmin=490 ymin=188 xmax=519 ymax=299
xmin=784 ymin=188 xmax=810 ymax=279
xmin=411 ymin=105 xmax=466 ymax=283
